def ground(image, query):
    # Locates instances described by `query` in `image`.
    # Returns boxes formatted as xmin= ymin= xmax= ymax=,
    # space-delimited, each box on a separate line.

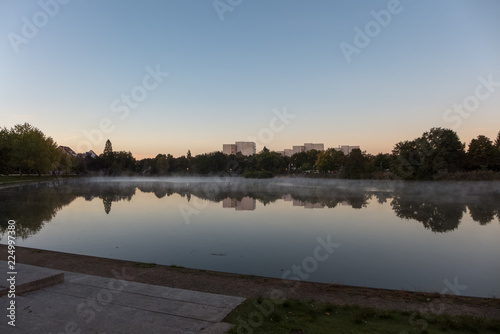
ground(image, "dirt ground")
xmin=1 ymin=245 xmax=499 ymax=320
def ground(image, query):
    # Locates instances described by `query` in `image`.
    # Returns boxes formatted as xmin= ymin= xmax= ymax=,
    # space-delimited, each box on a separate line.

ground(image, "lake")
xmin=1 ymin=177 xmax=499 ymax=298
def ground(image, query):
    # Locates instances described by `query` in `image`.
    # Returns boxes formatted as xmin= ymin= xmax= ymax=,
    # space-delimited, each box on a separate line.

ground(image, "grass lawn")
xmin=224 ymin=298 xmax=500 ymax=334
xmin=0 ymin=175 xmax=76 ymax=186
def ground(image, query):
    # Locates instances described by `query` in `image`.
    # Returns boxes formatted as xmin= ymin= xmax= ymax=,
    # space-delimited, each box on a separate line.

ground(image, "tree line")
xmin=0 ymin=123 xmax=84 ymax=176
xmin=1 ymin=123 xmax=499 ymax=180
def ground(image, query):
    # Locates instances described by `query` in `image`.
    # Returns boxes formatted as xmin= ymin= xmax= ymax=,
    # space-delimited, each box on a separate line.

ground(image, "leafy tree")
xmin=344 ymin=148 xmax=369 ymax=179
xmin=109 ymin=151 xmax=136 ymax=175
xmin=392 ymin=128 xmax=465 ymax=180
xmin=227 ymin=152 xmax=247 ymax=175
xmin=10 ymin=123 xmax=59 ymax=176
xmin=0 ymin=127 xmax=13 ymax=174
xmin=420 ymin=128 xmax=465 ymax=174
xmin=255 ymin=150 xmax=286 ymax=174
xmin=467 ymin=135 xmax=496 ymax=170
xmin=166 ymin=154 xmax=175 ymax=171
xmin=315 ymin=151 xmax=334 ymax=173
xmin=290 ymin=150 xmax=320 ymax=172
xmin=153 ymin=154 xmax=169 ymax=175
xmin=315 ymin=149 xmax=345 ymax=173
xmin=104 ymin=139 xmax=113 ymax=155
xmin=56 ymin=148 xmax=79 ymax=174
xmin=391 ymin=140 xmax=419 ymax=179
xmin=493 ymin=131 xmax=500 ymax=171
xmin=290 ymin=152 xmax=308 ymax=170
xmin=306 ymin=149 xmax=321 ymax=168
xmin=172 ymin=156 xmax=190 ymax=173
xmin=372 ymin=153 xmax=392 ymax=172
xmin=102 ymin=139 xmax=114 ymax=169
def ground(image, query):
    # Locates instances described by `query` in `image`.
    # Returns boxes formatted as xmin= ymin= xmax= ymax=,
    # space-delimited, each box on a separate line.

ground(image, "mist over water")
xmin=1 ymin=177 xmax=499 ymax=297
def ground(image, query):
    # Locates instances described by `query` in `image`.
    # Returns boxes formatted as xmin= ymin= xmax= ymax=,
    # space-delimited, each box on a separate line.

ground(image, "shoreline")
xmin=3 ymin=172 xmax=500 ymax=187
xmin=1 ymin=245 xmax=499 ymax=320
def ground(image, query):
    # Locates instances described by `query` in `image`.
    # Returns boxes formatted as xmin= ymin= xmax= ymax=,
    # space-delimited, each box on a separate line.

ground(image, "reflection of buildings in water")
xmin=304 ymin=202 xmax=324 ymax=209
xmin=292 ymin=200 xmax=324 ymax=209
xmin=288 ymin=196 xmax=324 ymax=209
xmin=222 ymin=197 xmax=256 ymax=211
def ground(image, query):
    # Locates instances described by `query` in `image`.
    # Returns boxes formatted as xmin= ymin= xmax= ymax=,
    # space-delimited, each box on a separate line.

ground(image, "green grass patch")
xmin=169 ymin=264 xmax=185 ymax=269
xmin=132 ymin=262 xmax=157 ymax=268
xmin=224 ymin=298 xmax=500 ymax=334
xmin=0 ymin=175 xmax=76 ymax=186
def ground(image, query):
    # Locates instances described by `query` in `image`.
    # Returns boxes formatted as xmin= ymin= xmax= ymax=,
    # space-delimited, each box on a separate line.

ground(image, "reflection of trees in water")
xmin=390 ymin=182 xmax=500 ymax=232
xmin=373 ymin=191 xmax=392 ymax=204
xmin=0 ymin=180 xmax=136 ymax=240
xmin=1 ymin=179 xmax=499 ymax=240
xmin=0 ymin=181 xmax=77 ymax=240
xmin=391 ymin=198 xmax=466 ymax=233
xmin=467 ymin=202 xmax=500 ymax=225
xmin=103 ymin=197 xmax=112 ymax=214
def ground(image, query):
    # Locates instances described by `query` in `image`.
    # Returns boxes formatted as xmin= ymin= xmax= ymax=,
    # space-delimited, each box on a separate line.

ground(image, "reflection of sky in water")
xmin=1 ymin=179 xmax=499 ymax=298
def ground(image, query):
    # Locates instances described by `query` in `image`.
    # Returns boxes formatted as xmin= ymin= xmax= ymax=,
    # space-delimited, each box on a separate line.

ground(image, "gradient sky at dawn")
xmin=1 ymin=0 xmax=499 ymax=158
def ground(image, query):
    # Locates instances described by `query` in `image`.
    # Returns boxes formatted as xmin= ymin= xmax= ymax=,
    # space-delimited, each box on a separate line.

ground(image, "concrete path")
xmin=0 ymin=261 xmax=245 ymax=333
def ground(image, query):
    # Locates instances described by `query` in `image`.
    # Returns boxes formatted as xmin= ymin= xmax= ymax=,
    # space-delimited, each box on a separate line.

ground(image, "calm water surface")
xmin=1 ymin=177 xmax=499 ymax=298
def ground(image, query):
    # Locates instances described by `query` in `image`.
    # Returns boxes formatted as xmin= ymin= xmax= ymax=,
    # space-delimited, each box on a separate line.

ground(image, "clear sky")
xmin=1 ymin=0 xmax=499 ymax=159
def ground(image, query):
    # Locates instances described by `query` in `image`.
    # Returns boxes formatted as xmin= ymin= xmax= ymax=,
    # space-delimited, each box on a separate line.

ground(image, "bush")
xmin=433 ymin=170 xmax=500 ymax=181
xmin=243 ymin=170 xmax=274 ymax=179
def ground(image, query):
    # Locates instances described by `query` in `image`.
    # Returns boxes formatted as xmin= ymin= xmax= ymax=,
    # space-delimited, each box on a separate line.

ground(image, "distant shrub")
xmin=243 ymin=170 xmax=274 ymax=179
xmin=433 ymin=170 xmax=500 ymax=181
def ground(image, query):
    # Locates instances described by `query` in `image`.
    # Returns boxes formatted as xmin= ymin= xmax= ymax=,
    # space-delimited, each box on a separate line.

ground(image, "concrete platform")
xmin=0 ymin=262 xmax=245 ymax=333
xmin=0 ymin=261 xmax=64 ymax=297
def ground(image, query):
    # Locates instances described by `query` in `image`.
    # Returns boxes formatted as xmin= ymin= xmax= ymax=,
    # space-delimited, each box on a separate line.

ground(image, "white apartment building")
xmin=222 ymin=141 xmax=256 ymax=156
xmin=334 ymin=145 xmax=360 ymax=155
xmin=222 ymin=144 xmax=236 ymax=155
xmin=292 ymin=145 xmax=305 ymax=155
xmin=304 ymin=143 xmax=324 ymax=151
xmin=288 ymin=143 xmax=324 ymax=156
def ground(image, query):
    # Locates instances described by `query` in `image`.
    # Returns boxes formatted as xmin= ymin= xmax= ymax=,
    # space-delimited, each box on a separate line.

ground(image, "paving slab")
xmin=0 ymin=264 xmax=245 ymax=333
xmin=0 ymin=261 xmax=64 ymax=297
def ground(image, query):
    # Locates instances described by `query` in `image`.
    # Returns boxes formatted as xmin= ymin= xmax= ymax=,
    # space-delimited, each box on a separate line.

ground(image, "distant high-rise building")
xmin=223 ymin=144 xmax=236 ymax=155
xmin=335 ymin=145 xmax=360 ymax=155
xmin=223 ymin=141 xmax=256 ymax=156
xmin=289 ymin=143 xmax=324 ymax=155
xmin=235 ymin=141 xmax=256 ymax=156
xmin=292 ymin=145 xmax=305 ymax=155
xmin=304 ymin=143 xmax=324 ymax=152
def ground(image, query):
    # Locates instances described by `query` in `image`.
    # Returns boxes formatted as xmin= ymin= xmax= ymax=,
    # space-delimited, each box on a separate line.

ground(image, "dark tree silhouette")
xmin=103 ymin=197 xmax=112 ymax=214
